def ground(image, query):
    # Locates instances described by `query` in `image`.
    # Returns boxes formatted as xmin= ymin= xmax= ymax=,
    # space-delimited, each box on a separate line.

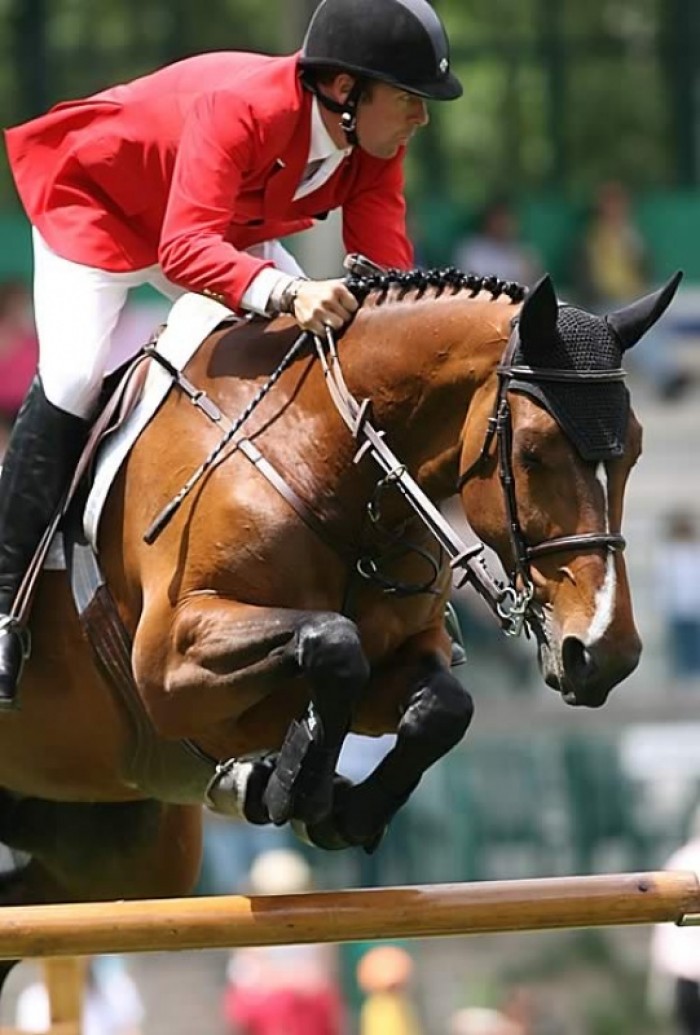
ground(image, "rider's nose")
xmin=410 ymin=99 xmax=429 ymax=126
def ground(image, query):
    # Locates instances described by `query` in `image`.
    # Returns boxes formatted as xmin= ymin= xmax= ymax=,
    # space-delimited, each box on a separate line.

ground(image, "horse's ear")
xmin=606 ymin=271 xmax=684 ymax=352
xmin=518 ymin=275 xmax=558 ymax=348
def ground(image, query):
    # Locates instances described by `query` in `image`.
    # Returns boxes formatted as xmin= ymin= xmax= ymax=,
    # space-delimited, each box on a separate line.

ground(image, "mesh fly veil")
xmin=509 ymin=306 xmax=629 ymax=462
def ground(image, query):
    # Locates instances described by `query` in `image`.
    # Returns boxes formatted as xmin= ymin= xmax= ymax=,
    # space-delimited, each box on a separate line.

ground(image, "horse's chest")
xmin=355 ymin=592 xmax=445 ymax=662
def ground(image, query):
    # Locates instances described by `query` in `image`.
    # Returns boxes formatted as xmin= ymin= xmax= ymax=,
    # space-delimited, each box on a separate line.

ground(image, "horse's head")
xmin=458 ymin=271 xmax=682 ymax=707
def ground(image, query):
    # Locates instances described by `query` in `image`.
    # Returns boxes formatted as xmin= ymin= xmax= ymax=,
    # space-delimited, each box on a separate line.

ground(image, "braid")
xmin=346 ymin=268 xmax=527 ymax=307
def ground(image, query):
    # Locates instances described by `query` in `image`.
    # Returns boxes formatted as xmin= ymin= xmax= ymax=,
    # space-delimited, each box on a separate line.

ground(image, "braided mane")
xmin=346 ymin=268 xmax=527 ymax=307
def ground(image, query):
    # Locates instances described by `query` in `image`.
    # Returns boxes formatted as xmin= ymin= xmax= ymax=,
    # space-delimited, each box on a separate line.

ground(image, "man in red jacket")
xmin=0 ymin=0 xmax=462 ymax=705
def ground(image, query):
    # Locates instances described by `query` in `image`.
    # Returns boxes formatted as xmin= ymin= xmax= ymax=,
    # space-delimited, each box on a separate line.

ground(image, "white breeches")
xmin=32 ymin=230 xmax=304 ymax=419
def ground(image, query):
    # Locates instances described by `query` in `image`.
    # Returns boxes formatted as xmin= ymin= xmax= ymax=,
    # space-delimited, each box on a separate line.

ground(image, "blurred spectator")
xmin=356 ymin=944 xmax=423 ymax=1035
xmin=571 ymin=181 xmax=691 ymax=402
xmin=447 ymin=984 xmax=562 ymax=1035
xmin=15 ymin=955 xmax=144 ymax=1035
xmin=453 ymin=198 xmax=543 ymax=288
xmin=223 ymin=848 xmax=345 ymax=1035
xmin=499 ymin=985 xmax=561 ymax=1035
xmin=196 ymin=811 xmax=290 ymax=897
xmin=656 ymin=510 xmax=700 ymax=682
xmin=448 ymin=1006 xmax=523 ymax=1035
xmin=0 ymin=279 xmax=38 ymax=456
xmin=649 ymin=813 xmax=700 ymax=1033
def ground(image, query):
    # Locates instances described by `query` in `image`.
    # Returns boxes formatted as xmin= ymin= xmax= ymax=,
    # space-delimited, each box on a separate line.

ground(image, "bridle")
xmin=456 ymin=317 xmax=627 ymax=632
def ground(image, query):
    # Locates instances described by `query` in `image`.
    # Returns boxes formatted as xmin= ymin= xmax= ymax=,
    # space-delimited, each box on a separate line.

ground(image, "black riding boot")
xmin=0 ymin=378 xmax=88 ymax=707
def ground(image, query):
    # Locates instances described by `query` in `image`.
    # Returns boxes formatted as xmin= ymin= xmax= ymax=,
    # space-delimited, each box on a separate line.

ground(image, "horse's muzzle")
xmin=556 ymin=634 xmax=641 ymax=708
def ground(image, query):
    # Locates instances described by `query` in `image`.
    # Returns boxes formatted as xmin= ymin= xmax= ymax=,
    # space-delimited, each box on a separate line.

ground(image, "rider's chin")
xmin=368 ymin=140 xmax=399 ymax=159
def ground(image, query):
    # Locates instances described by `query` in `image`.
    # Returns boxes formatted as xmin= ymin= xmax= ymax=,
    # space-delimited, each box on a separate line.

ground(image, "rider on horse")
xmin=0 ymin=0 xmax=463 ymax=706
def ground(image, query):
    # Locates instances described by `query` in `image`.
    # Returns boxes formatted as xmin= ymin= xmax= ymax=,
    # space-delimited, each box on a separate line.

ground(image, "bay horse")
xmin=0 ymin=268 xmax=680 ymax=944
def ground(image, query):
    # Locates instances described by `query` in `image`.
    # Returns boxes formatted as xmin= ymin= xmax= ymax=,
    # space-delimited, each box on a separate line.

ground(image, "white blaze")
xmin=585 ymin=464 xmax=617 ymax=644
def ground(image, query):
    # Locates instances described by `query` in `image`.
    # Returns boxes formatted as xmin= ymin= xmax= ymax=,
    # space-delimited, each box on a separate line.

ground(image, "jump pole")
xmin=0 ymin=871 xmax=699 ymax=961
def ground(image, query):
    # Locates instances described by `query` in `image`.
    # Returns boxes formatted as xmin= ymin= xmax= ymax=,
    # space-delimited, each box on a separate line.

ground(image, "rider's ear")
xmin=606 ymin=270 xmax=684 ymax=351
xmin=518 ymin=275 xmax=558 ymax=349
xmin=333 ymin=74 xmax=356 ymax=104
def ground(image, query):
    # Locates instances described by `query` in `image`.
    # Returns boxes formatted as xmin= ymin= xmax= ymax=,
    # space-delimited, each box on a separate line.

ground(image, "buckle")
xmin=496 ymin=583 xmax=534 ymax=638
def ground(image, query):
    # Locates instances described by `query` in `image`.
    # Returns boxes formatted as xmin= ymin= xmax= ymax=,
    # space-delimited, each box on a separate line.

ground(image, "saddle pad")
xmin=82 ymin=292 xmax=236 ymax=550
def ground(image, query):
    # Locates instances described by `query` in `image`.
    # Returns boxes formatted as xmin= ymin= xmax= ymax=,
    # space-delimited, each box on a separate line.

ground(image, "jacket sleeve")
xmin=341 ymin=153 xmax=413 ymax=271
xmin=158 ymin=90 xmax=273 ymax=310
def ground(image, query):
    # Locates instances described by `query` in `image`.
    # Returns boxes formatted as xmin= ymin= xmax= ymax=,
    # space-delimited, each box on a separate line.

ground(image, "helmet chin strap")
xmin=301 ymin=74 xmax=364 ymax=148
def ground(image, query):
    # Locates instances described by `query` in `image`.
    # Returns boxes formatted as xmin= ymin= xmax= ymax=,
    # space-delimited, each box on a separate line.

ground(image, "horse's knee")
xmin=401 ymin=669 xmax=473 ymax=751
xmin=296 ymin=614 xmax=369 ymax=688
xmin=263 ymin=615 xmax=369 ymax=828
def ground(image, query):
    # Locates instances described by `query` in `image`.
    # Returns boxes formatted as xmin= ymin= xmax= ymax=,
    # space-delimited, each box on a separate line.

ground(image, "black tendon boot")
xmin=0 ymin=378 xmax=88 ymax=707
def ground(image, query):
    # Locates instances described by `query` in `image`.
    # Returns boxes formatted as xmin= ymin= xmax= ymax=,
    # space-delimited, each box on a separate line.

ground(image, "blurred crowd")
xmin=0 ymin=279 xmax=37 ymax=456
xmin=453 ymin=181 xmax=695 ymax=404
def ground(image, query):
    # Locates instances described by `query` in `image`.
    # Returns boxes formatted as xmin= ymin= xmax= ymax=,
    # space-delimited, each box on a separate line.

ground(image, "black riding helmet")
xmin=300 ymin=0 xmax=462 ymax=142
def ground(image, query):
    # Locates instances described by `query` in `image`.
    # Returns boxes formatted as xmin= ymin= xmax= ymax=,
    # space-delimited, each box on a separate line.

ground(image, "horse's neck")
xmin=343 ymin=293 xmax=512 ymax=494
xmin=347 ymin=292 xmax=512 ymax=402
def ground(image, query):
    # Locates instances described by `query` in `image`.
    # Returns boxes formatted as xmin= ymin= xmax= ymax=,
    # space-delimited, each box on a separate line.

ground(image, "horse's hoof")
xmin=289 ymin=776 xmax=387 ymax=852
xmin=291 ymin=815 xmax=387 ymax=853
xmin=291 ymin=816 xmax=352 ymax=851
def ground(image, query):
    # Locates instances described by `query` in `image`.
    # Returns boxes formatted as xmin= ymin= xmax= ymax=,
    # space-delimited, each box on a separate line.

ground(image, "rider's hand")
xmin=290 ymin=278 xmax=358 ymax=336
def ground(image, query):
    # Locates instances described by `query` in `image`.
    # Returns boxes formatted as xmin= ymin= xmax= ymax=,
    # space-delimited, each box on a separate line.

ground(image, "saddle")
xmin=12 ymin=352 xmax=152 ymax=627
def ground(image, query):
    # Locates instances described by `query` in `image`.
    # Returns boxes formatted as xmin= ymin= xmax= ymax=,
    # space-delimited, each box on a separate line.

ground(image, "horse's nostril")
xmin=562 ymin=636 xmax=598 ymax=685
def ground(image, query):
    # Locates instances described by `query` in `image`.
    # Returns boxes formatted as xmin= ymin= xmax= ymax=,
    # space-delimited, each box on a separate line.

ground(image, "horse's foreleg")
xmin=133 ymin=600 xmax=306 ymax=737
xmin=306 ymin=655 xmax=473 ymax=851
xmin=136 ymin=599 xmax=369 ymax=829
xmin=263 ymin=613 xmax=370 ymax=827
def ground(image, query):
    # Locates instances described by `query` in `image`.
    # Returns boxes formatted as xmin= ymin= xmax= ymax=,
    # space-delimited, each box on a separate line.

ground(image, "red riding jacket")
xmin=4 ymin=52 xmax=413 ymax=310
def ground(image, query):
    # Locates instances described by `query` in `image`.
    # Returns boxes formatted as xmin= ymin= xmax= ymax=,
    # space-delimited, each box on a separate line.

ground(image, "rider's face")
xmin=355 ymin=82 xmax=430 ymax=158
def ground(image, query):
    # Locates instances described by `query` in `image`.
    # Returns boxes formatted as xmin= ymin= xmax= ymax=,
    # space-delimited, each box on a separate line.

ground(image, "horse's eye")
xmin=519 ymin=447 xmax=542 ymax=470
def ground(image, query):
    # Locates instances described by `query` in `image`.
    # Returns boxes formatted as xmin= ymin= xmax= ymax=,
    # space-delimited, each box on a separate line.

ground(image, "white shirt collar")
xmin=308 ymin=96 xmax=353 ymax=163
